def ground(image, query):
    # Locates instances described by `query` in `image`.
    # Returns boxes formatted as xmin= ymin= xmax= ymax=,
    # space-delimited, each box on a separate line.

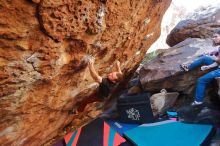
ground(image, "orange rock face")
xmin=0 ymin=0 xmax=171 ymax=145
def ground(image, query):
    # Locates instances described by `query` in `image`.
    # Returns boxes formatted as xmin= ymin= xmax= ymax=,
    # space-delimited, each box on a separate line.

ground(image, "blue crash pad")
xmin=124 ymin=120 xmax=214 ymax=146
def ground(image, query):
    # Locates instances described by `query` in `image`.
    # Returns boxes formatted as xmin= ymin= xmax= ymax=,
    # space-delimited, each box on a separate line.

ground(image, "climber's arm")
xmin=115 ymin=60 xmax=122 ymax=75
xmin=88 ymin=60 xmax=102 ymax=84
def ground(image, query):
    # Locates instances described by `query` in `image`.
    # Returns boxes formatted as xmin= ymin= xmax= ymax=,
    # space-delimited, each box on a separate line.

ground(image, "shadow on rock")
xmin=177 ymin=103 xmax=220 ymax=127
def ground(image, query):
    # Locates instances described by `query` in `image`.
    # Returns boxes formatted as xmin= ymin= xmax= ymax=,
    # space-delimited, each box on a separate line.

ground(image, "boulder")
xmin=140 ymin=38 xmax=219 ymax=96
xmin=166 ymin=7 xmax=220 ymax=47
xmin=150 ymin=90 xmax=179 ymax=116
xmin=0 ymin=0 xmax=171 ymax=145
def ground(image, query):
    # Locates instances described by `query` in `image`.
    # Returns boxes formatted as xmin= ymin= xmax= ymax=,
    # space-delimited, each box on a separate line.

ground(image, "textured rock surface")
xmin=140 ymin=38 xmax=219 ymax=95
xmin=150 ymin=91 xmax=179 ymax=115
xmin=0 ymin=0 xmax=171 ymax=145
xmin=166 ymin=7 xmax=220 ymax=47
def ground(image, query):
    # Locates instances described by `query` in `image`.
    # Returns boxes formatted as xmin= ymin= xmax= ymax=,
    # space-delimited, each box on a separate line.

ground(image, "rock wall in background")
xmin=0 ymin=0 xmax=171 ymax=145
xmin=140 ymin=6 xmax=220 ymax=99
xmin=140 ymin=38 xmax=218 ymax=94
xmin=166 ymin=7 xmax=220 ymax=47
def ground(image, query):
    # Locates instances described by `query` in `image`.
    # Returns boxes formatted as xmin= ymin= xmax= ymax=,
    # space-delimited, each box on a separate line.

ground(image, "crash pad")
xmin=64 ymin=118 xmax=126 ymax=146
xmin=124 ymin=120 xmax=214 ymax=146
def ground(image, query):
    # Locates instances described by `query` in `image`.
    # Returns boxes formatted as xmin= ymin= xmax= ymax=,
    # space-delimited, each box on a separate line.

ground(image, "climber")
xmin=180 ymin=29 xmax=220 ymax=106
xmin=88 ymin=58 xmax=123 ymax=99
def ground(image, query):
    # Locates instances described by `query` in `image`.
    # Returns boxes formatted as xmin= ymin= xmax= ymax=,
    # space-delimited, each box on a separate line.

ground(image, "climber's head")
xmin=107 ymin=72 xmax=123 ymax=83
xmin=212 ymin=29 xmax=220 ymax=46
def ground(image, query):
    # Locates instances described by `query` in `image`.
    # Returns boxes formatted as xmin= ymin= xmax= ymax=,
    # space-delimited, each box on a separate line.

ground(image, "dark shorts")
xmin=97 ymin=78 xmax=116 ymax=99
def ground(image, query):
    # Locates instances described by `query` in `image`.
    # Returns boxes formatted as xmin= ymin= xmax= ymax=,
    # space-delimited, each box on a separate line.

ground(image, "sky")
xmin=147 ymin=0 xmax=220 ymax=53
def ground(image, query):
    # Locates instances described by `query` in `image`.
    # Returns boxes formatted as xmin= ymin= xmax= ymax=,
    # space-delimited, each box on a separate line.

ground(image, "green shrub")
xmin=141 ymin=51 xmax=158 ymax=64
